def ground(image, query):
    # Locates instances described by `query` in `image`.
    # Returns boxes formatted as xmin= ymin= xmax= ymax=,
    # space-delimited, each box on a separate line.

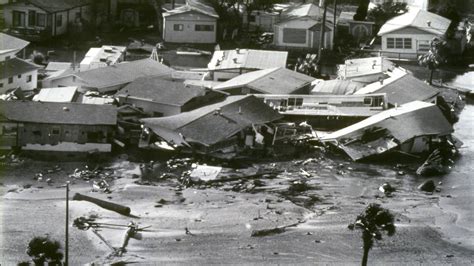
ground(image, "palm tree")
xmin=348 ymin=203 xmax=396 ymax=266
xmin=26 ymin=236 xmax=63 ymax=265
xmin=418 ymin=37 xmax=448 ymax=85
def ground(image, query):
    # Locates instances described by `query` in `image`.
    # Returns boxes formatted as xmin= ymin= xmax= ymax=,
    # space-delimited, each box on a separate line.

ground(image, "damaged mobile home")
xmin=321 ymin=101 xmax=454 ymax=161
xmin=139 ymin=95 xmax=283 ymax=156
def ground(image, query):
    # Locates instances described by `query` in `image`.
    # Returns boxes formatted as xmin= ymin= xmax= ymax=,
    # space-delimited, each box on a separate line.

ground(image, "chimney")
xmin=214 ymin=108 xmax=221 ymax=115
xmin=235 ymin=48 xmax=240 ymax=54
xmin=238 ymin=106 xmax=242 ymax=114
xmin=379 ymin=78 xmax=384 ymax=85
xmin=233 ymin=58 xmax=238 ymax=64
xmin=427 ymin=20 xmax=431 ymax=27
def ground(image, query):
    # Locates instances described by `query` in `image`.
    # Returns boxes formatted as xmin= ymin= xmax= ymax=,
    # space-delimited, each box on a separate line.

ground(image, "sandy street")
xmin=1 ymin=148 xmax=474 ymax=265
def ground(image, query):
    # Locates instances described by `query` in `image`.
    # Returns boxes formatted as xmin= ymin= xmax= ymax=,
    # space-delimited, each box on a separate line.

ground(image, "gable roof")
xmin=141 ymin=95 xmax=283 ymax=146
xmin=355 ymin=70 xmax=439 ymax=106
xmin=0 ymin=57 xmax=40 ymax=80
xmin=33 ymin=87 xmax=78 ymax=103
xmin=163 ymin=0 xmax=219 ymax=18
xmin=208 ymin=49 xmax=288 ymax=71
xmin=0 ymin=33 xmax=29 ymax=54
xmin=56 ymin=59 xmax=174 ymax=91
xmin=1 ymin=101 xmax=117 ymax=125
xmin=214 ymin=67 xmax=314 ymax=94
xmin=116 ymin=76 xmax=208 ymax=106
xmin=378 ymin=8 xmax=451 ymax=36
xmin=14 ymin=0 xmax=92 ymax=13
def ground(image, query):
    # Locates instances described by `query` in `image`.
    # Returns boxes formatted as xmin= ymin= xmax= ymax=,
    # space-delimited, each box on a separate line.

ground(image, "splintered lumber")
xmin=73 ymin=193 xmax=131 ymax=216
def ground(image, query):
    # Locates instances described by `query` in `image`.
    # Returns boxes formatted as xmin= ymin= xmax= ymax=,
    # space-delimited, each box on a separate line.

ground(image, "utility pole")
xmin=333 ymin=0 xmax=337 ymax=50
xmin=65 ymin=181 xmax=70 ymax=266
xmin=318 ymin=0 xmax=328 ymax=65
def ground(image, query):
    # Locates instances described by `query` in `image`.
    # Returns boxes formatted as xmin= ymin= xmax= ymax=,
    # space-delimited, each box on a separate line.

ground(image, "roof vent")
xmin=214 ymin=108 xmax=221 ymax=115
xmin=236 ymin=48 xmax=240 ymax=54
xmin=427 ymin=20 xmax=431 ymax=27
xmin=63 ymin=107 xmax=70 ymax=111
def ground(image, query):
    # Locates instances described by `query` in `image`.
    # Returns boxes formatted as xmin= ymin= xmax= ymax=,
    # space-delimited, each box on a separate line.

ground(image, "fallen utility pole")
xmin=73 ymin=193 xmax=131 ymax=216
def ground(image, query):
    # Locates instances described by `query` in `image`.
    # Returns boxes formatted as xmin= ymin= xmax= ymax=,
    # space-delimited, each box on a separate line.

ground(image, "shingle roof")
xmin=208 ymin=49 xmax=288 ymax=71
xmin=378 ymin=8 xmax=451 ymax=36
xmin=163 ymin=0 xmax=219 ymax=18
xmin=58 ymin=59 xmax=174 ymax=91
xmin=1 ymin=101 xmax=117 ymax=125
xmin=21 ymin=0 xmax=91 ymax=13
xmin=214 ymin=67 xmax=315 ymax=94
xmin=0 ymin=57 xmax=40 ymax=79
xmin=116 ymin=76 xmax=208 ymax=106
xmin=141 ymin=95 xmax=283 ymax=146
xmin=0 ymin=33 xmax=29 ymax=54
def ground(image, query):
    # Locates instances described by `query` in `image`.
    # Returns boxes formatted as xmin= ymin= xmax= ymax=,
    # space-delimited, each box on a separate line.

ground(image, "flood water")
xmin=439 ymin=72 xmax=474 ymax=247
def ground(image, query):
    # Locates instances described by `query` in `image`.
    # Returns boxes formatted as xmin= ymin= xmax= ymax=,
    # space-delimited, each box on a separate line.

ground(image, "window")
xmin=0 ymin=83 xmax=3 ymax=88
xmin=283 ymin=28 xmax=306 ymax=44
xmin=173 ymin=24 xmax=183 ymax=31
xmin=195 ymin=24 xmax=214 ymax=31
xmin=17 ymin=74 xmax=22 ymax=78
xmin=418 ymin=40 xmax=430 ymax=52
xmin=27 ymin=75 xmax=32 ymax=82
xmin=51 ymin=128 xmax=60 ymax=135
xmin=8 ymin=77 xmax=13 ymax=84
xmin=33 ymin=130 xmax=42 ymax=137
xmin=28 ymin=10 xmax=36 ymax=27
xmin=387 ymin=38 xmax=394 ymax=48
xmin=37 ymin=13 xmax=46 ymax=27
xmin=56 ymin=14 xmax=62 ymax=27
xmin=387 ymin=37 xmax=412 ymax=49
xmin=12 ymin=11 xmax=25 ymax=27
xmin=249 ymin=15 xmax=256 ymax=22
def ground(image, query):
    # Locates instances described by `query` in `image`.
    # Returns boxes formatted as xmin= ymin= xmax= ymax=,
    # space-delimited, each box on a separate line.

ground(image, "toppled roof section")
xmin=321 ymin=101 xmax=453 ymax=160
xmin=355 ymin=69 xmax=440 ymax=106
xmin=141 ymin=95 xmax=283 ymax=146
xmin=163 ymin=0 xmax=219 ymax=18
xmin=33 ymin=87 xmax=78 ymax=102
xmin=0 ymin=33 xmax=29 ymax=54
xmin=378 ymin=8 xmax=451 ymax=36
xmin=214 ymin=67 xmax=315 ymax=94
xmin=0 ymin=57 xmax=40 ymax=80
xmin=45 ymin=62 xmax=72 ymax=72
xmin=116 ymin=76 xmax=209 ymax=106
xmin=17 ymin=0 xmax=91 ymax=13
xmin=2 ymin=101 xmax=117 ymax=125
xmin=80 ymin=45 xmax=127 ymax=71
xmin=57 ymin=58 xmax=174 ymax=91
xmin=208 ymin=49 xmax=288 ymax=71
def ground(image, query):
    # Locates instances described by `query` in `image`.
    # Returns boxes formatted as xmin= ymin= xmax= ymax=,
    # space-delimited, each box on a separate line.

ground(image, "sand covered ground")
xmin=1 ymin=148 xmax=474 ymax=265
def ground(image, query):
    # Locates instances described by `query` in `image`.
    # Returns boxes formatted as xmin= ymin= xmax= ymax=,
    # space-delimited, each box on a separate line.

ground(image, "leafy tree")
xmin=348 ymin=203 xmax=396 ymax=266
xmin=367 ymin=0 xmax=408 ymax=25
xmin=26 ymin=236 xmax=63 ymax=265
xmin=434 ymin=2 xmax=460 ymax=38
xmin=353 ymin=0 xmax=370 ymax=21
xmin=418 ymin=37 xmax=449 ymax=85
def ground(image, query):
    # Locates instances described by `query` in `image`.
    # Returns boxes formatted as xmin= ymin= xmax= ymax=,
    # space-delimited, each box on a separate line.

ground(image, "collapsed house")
xmin=321 ymin=101 xmax=454 ymax=161
xmin=139 ymin=95 xmax=283 ymax=156
xmin=0 ymin=101 xmax=117 ymax=153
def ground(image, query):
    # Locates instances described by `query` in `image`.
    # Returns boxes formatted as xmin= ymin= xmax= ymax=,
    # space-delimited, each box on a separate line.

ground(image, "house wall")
xmin=243 ymin=10 xmax=279 ymax=32
xmin=380 ymin=27 xmax=439 ymax=58
xmin=0 ymin=69 xmax=37 ymax=94
xmin=163 ymin=11 xmax=217 ymax=43
xmin=0 ymin=50 xmax=20 ymax=61
xmin=274 ymin=18 xmax=333 ymax=49
xmin=18 ymin=123 xmax=114 ymax=147
xmin=0 ymin=121 xmax=21 ymax=149
xmin=3 ymin=3 xmax=51 ymax=34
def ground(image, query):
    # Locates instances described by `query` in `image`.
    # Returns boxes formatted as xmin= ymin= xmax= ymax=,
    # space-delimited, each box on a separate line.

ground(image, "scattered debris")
xmin=379 ymin=183 xmax=395 ymax=195
xmin=417 ymin=180 xmax=436 ymax=193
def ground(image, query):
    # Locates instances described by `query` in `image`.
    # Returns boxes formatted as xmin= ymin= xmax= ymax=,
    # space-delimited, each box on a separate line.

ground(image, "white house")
xmin=163 ymin=0 xmax=219 ymax=44
xmin=242 ymin=9 xmax=280 ymax=32
xmin=0 ymin=32 xmax=29 ymax=61
xmin=273 ymin=3 xmax=334 ymax=50
xmin=377 ymin=8 xmax=451 ymax=59
xmin=2 ymin=0 xmax=93 ymax=40
xmin=0 ymin=57 xmax=39 ymax=94
xmin=80 ymin=45 xmax=127 ymax=72
xmin=207 ymin=49 xmax=288 ymax=81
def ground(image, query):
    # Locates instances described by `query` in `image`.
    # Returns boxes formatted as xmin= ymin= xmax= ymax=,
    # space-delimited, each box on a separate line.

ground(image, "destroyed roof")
xmin=33 ymin=87 xmax=78 ymax=102
xmin=311 ymin=79 xmax=364 ymax=95
xmin=355 ymin=70 xmax=440 ymax=106
xmin=208 ymin=49 xmax=288 ymax=71
xmin=214 ymin=67 xmax=315 ymax=94
xmin=58 ymin=59 xmax=174 ymax=90
xmin=0 ymin=57 xmax=40 ymax=79
xmin=0 ymin=33 xmax=29 ymax=54
xmin=141 ymin=95 xmax=283 ymax=146
xmin=2 ymin=101 xmax=117 ymax=125
xmin=14 ymin=0 xmax=92 ymax=13
xmin=378 ymin=8 xmax=451 ymax=36
xmin=116 ymin=76 xmax=208 ymax=106
xmin=338 ymin=57 xmax=395 ymax=79
xmin=80 ymin=45 xmax=127 ymax=67
xmin=280 ymin=3 xmax=333 ymax=21
xmin=163 ymin=0 xmax=219 ymax=18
